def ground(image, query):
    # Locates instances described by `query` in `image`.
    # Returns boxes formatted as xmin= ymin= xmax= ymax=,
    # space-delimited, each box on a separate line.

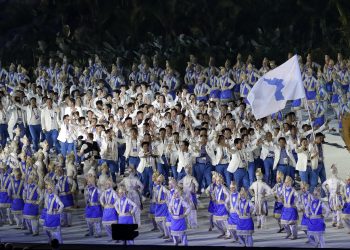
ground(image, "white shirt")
xmin=57 ymin=122 xmax=77 ymax=143
xmin=27 ymin=106 xmax=41 ymax=126
xmin=177 ymin=150 xmax=195 ymax=173
xmin=41 ymin=106 xmax=59 ymax=131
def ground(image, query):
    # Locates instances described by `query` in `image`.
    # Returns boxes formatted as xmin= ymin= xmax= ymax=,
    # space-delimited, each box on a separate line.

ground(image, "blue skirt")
xmin=308 ymin=218 xmax=325 ymax=233
xmin=300 ymin=213 xmax=309 ymax=230
xmin=214 ymin=203 xmax=228 ymax=217
xmin=60 ymin=194 xmax=74 ymax=209
xmin=40 ymin=208 xmax=47 ymax=221
xmin=220 ymin=89 xmax=233 ymax=101
xmin=23 ymin=203 xmax=39 ymax=217
xmin=155 ymin=203 xmax=168 ymax=218
xmin=171 ymin=217 xmax=187 ymax=235
xmin=228 ymin=212 xmax=239 ymax=225
xmin=237 ymin=217 xmax=254 ymax=235
xmin=188 ymin=84 xmax=195 ymax=94
xmin=11 ymin=198 xmax=24 ymax=212
xmin=85 ymin=205 xmax=102 ymax=219
xmin=119 ymin=215 xmax=134 ymax=224
xmin=273 ymin=201 xmax=283 ymax=218
xmin=209 ymin=89 xmax=220 ymax=99
xmin=0 ymin=191 xmax=11 ymax=206
xmin=149 ymin=203 xmax=156 ymax=215
xmin=208 ymin=200 xmax=215 ymax=214
xmin=343 ymin=202 xmax=350 ymax=214
xmin=306 ymin=90 xmax=316 ymax=100
xmin=281 ymin=207 xmax=298 ymax=224
xmin=196 ymin=96 xmax=208 ymax=102
xmin=102 ymin=207 xmax=118 ymax=223
xmin=44 ymin=214 xmax=61 ymax=228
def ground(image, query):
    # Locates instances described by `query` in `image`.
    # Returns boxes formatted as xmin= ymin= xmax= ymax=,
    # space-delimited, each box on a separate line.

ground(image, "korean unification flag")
xmin=247 ymin=55 xmax=305 ymax=119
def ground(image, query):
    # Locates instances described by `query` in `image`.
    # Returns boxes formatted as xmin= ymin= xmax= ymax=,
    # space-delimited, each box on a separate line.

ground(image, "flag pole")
xmin=295 ymin=54 xmax=316 ymax=140
xmin=303 ymin=98 xmax=316 ymax=140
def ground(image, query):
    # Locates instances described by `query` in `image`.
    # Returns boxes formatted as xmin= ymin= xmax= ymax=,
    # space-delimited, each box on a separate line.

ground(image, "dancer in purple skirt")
xmin=169 ymin=187 xmax=190 ymax=246
xmin=281 ymin=176 xmax=299 ymax=240
xmin=100 ymin=178 xmax=118 ymax=241
xmin=114 ymin=186 xmax=137 ymax=245
xmin=236 ymin=188 xmax=255 ymax=247
xmin=306 ymin=187 xmax=330 ymax=248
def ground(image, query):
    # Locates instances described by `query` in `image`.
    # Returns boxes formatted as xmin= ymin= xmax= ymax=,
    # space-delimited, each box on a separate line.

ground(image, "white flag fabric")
xmin=247 ymin=55 xmax=305 ymax=119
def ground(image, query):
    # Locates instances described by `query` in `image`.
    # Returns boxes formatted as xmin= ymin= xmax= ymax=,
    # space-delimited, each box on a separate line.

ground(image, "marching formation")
xmin=0 ymin=52 xmax=350 ymax=247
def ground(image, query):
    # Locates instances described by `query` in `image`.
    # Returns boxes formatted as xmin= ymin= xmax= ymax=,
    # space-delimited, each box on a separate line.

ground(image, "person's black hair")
xmin=300 ymin=137 xmax=307 ymax=144
xmin=87 ymin=133 xmax=94 ymax=140
xmin=315 ymin=132 xmax=324 ymax=138
xmin=278 ymin=137 xmax=286 ymax=142
xmin=247 ymin=128 xmax=254 ymax=134
xmin=234 ymin=138 xmax=242 ymax=145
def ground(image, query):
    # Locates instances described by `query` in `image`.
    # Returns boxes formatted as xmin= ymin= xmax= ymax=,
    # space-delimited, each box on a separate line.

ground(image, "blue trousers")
xmin=224 ymin=169 xmax=233 ymax=187
xmin=193 ymin=163 xmax=212 ymax=192
xmin=233 ymin=168 xmax=249 ymax=192
xmin=45 ymin=129 xmax=59 ymax=152
xmin=171 ymin=165 xmax=178 ymax=180
xmin=215 ymin=164 xmax=230 ymax=186
xmin=277 ymin=164 xmax=288 ymax=178
xmin=141 ymin=167 xmax=153 ymax=196
xmin=99 ymin=159 xmax=118 ymax=183
xmin=288 ymin=166 xmax=295 ymax=181
xmin=247 ymin=162 xmax=256 ymax=186
xmin=263 ymin=157 xmax=275 ymax=187
xmin=0 ymin=124 xmax=9 ymax=148
xmin=215 ymin=164 xmax=227 ymax=181
xmin=311 ymin=162 xmax=326 ymax=197
xmin=254 ymin=158 xmax=264 ymax=169
xmin=118 ymin=145 xmax=126 ymax=175
xmin=157 ymin=155 xmax=170 ymax=183
xmin=300 ymin=166 xmax=313 ymax=190
xmin=28 ymin=125 xmax=42 ymax=152
xmin=60 ymin=141 xmax=74 ymax=158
